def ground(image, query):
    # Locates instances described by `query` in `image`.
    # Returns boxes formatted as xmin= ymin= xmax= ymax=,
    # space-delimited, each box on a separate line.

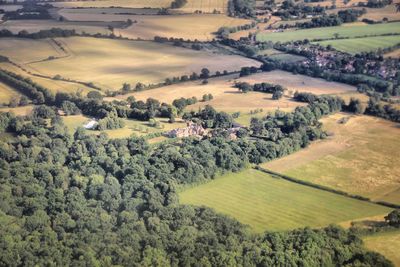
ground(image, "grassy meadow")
xmin=363 ymin=230 xmax=400 ymax=266
xmin=256 ymin=22 xmax=400 ymax=42
xmin=62 ymin=114 xmax=186 ymax=139
xmin=315 ymin=35 xmax=400 ymax=54
xmin=262 ymin=113 xmax=400 ymax=205
xmin=0 ymin=37 xmax=260 ymax=91
xmin=179 ymin=169 xmax=391 ymax=232
xmin=0 ymin=82 xmax=21 ymax=104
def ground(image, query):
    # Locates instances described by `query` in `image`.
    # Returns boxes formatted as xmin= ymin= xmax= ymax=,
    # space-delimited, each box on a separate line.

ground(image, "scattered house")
xmin=83 ymin=119 xmax=98 ymax=130
xmin=165 ymin=122 xmax=207 ymax=138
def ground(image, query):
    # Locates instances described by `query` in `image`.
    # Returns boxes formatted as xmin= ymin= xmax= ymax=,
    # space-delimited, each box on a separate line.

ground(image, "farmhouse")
xmin=165 ymin=122 xmax=207 ymax=138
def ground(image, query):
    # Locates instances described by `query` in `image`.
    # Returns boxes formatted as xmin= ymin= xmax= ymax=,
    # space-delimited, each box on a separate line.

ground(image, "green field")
xmin=179 ymin=169 xmax=390 ymax=232
xmin=315 ymin=35 xmax=400 ymax=54
xmin=363 ymin=230 xmax=400 ymax=267
xmin=256 ymin=22 xmax=400 ymax=42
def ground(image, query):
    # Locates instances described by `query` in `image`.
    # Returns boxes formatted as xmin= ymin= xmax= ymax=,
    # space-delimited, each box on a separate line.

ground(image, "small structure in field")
xmin=83 ymin=119 xmax=98 ymax=130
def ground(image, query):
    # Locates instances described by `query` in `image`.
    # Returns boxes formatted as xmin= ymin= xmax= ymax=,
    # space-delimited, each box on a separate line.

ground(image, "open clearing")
xmin=256 ymin=22 xmax=400 ymax=42
xmin=118 ymin=70 xmax=355 ymax=114
xmin=62 ymin=114 xmax=186 ymax=139
xmin=0 ymin=19 xmax=111 ymax=35
xmin=384 ymin=49 xmax=400 ymax=58
xmin=179 ymin=169 xmax=390 ymax=232
xmin=315 ymin=35 xmax=400 ymax=54
xmin=0 ymin=37 xmax=260 ymax=91
xmin=262 ymin=113 xmax=400 ymax=204
xmin=0 ymin=105 xmax=34 ymax=116
xmin=0 ymin=82 xmax=21 ymax=104
xmin=363 ymin=230 xmax=400 ymax=267
xmin=114 ymin=14 xmax=250 ymax=41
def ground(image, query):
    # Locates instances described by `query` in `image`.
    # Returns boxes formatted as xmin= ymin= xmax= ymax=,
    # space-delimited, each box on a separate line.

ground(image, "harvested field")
xmin=384 ymin=48 xmax=400 ymax=58
xmin=174 ymin=0 xmax=229 ymax=14
xmin=0 ymin=37 xmax=260 ymax=91
xmin=315 ymin=35 xmax=400 ymax=54
xmin=0 ymin=82 xmax=21 ymax=104
xmin=262 ymin=113 xmax=400 ymax=204
xmin=0 ymin=19 xmax=112 ymax=35
xmin=363 ymin=230 xmax=400 ymax=267
xmin=256 ymin=22 xmax=400 ymax=42
xmin=47 ymin=0 xmax=171 ymax=8
xmin=360 ymin=4 xmax=400 ymax=22
xmin=58 ymin=7 xmax=161 ymax=16
xmin=114 ymin=14 xmax=250 ymax=41
xmin=62 ymin=114 xmax=186 ymax=139
xmin=179 ymin=169 xmax=390 ymax=232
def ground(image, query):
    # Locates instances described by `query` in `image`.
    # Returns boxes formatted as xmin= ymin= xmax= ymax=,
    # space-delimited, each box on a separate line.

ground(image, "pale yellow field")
xmin=114 ymin=14 xmax=250 ymax=41
xmin=174 ymin=0 xmax=228 ymax=14
xmin=48 ymin=0 xmax=172 ymax=8
xmin=385 ymin=49 xmax=400 ymax=59
xmin=360 ymin=5 xmax=400 ymax=21
xmin=62 ymin=114 xmax=186 ymax=139
xmin=238 ymin=70 xmax=357 ymax=95
xmin=0 ymin=62 xmax=94 ymax=95
xmin=0 ymin=20 xmax=111 ymax=35
xmin=0 ymin=105 xmax=34 ymax=116
xmin=262 ymin=113 xmax=400 ymax=204
xmin=0 ymin=37 xmax=260 ymax=91
xmin=363 ymin=230 xmax=400 ymax=267
xmin=0 ymin=82 xmax=21 ymax=104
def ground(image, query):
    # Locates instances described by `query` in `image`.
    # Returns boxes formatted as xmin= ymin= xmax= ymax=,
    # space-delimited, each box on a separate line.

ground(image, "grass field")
xmin=0 ymin=37 xmax=260 ymax=91
xmin=0 ymin=105 xmax=34 ymax=116
xmin=262 ymin=113 xmax=400 ymax=204
xmin=360 ymin=4 xmax=400 ymax=22
xmin=256 ymin=22 xmax=400 ymax=42
xmin=315 ymin=35 xmax=400 ymax=54
xmin=114 ymin=14 xmax=250 ymax=41
xmin=363 ymin=230 xmax=400 ymax=267
xmin=0 ymin=20 xmax=111 ymax=35
xmin=0 ymin=82 xmax=21 ymax=104
xmin=179 ymin=169 xmax=391 ymax=232
xmin=62 ymin=114 xmax=186 ymax=139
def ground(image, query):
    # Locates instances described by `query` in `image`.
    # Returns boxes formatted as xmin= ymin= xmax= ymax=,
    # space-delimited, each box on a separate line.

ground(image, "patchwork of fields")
xmin=262 ymin=113 xmax=400 ymax=205
xmin=256 ymin=22 xmax=400 ymax=42
xmin=0 ymin=37 xmax=260 ymax=91
xmin=179 ymin=169 xmax=391 ymax=232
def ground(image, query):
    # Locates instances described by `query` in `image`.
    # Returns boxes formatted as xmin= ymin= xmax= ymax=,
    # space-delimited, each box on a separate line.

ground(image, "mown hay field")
xmin=0 ymin=82 xmax=21 ymax=104
xmin=0 ymin=105 xmax=34 ymax=116
xmin=315 ymin=35 xmax=400 ymax=54
xmin=47 ymin=0 xmax=172 ymax=8
xmin=262 ymin=113 xmax=400 ymax=205
xmin=179 ymin=169 xmax=391 ymax=232
xmin=363 ymin=230 xmax=400 ymax=267
xmin=384 ymin=48 xmax=400 ymax=58
xmin=62 ymin=114 xmax=186 ymax=139
xmin=114 ymin=14 xmax=250 ymax=41
xmin=0 ymin=37 xmax=260 ymax=91
xmin=256 ymin=22 xmax=400 ymax=42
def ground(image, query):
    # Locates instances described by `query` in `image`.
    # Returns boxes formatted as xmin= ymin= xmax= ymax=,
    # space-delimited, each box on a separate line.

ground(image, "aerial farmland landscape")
xmin=0 ymin=0 xmax=399 ymax=266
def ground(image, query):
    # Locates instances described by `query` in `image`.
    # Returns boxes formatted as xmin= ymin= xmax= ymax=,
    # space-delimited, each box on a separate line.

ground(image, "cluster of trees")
xmin=3 ymin=4 xmax=51 ymax=20
xmin=228 ymin=0 xmax=256 ymax=18
xmin=235 ymin=81 xmax=286 ymax=99
xmin=294 ymin=9 xmax=365 ymax=29
xmin=183 ymin=105 xmax=234 ymax=128
xmin=217 ymin=21 xmax=256 ymax=39
xmin=239 ymin=66 xmax=259 ymax=76
xmin=0 ymin=69 xmax=54 ymax=105
xmin=170 ymin=0 xmax=187 ymax=8
xmin=0 ymin=28 xmax=77 ymax=39
xmin=358 ymin=0 xmax=392 ymax=8
xmin=273 ymin=1 xmax=325 ymax=20
xmin=96 ymin=110 xmax=125 ymax=130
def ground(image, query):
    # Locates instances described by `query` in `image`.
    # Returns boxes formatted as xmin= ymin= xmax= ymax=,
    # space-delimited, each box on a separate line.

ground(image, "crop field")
xmin=47 ymin=0 xmax=172 ymax=8
xmin=363 ymin=230 xmax=400 ymax=267
xmin=0 ymin=20 xmax=111 ymax=35
xmin=57 ymin=7 xmax=161 ymax=18
xmin=0 ymin=62 xmax=94 ymax=95
xmin=62 ymin=114 xmax=186 ymax=139
xmin=360 ymin=4 xmax=400 ymax=22
xmin=114 ymin=14 xmax=250 ymax=41
xmin=384 ymin=48 xmax=400 ymax=58
xmin=0 ymin=37 xmax=260 ymax=91
xmin=262 ymin=113 xmax=400 ymax=205
xmin=315 ymin=35 xmax=400 ymax=54
xmin=0 ymin=82 xmax=21 ymax=104
xmin=256 ymin=22 xmax=400 ymax=42
xmin=179 ymin=169 xmax=390 ymax=232
xmin=173 ymin=0 xmax=229 ymax=14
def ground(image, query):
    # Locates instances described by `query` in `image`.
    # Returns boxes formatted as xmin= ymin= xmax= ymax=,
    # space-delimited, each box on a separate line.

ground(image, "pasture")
xmin=47 ymin=0 xmax=171 ymax=8
xmin=262 ymin=113 xmax=400 ymax=204
xmin=363 ymin=230 xmax=400 ymax=267
xmin=0 ymin=82 xmax=21 ymax=104
xmin=256 ymin=22 xmax=400 ymax=42
xmin=114 ymin=14 xmax=250 ymax=41
xmin=179 ymin=169 xmax=390 ymax=232
xmin=0 ymin=37 xmax=260 ymax=91
xmin=360 ymin=4 xmax=400 ymax=22
xmin=62 ymin=114 xmax=186 ymax=139
xmin=315 ymin=35 xmax=400 ymax=54
xmin=0 ymin=105 xmax=34 ymax=116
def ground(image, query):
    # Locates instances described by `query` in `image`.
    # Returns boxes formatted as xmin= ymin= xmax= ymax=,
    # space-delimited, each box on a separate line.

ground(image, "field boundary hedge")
xmin=254 ymin=166 xmax=400 ymax=209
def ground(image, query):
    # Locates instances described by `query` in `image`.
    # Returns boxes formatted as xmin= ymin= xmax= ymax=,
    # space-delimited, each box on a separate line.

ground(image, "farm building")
xmin=83 ymin=120 xmax=98 ymax=130
xmin=165 ymin=122 xmax=207 ymax=138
